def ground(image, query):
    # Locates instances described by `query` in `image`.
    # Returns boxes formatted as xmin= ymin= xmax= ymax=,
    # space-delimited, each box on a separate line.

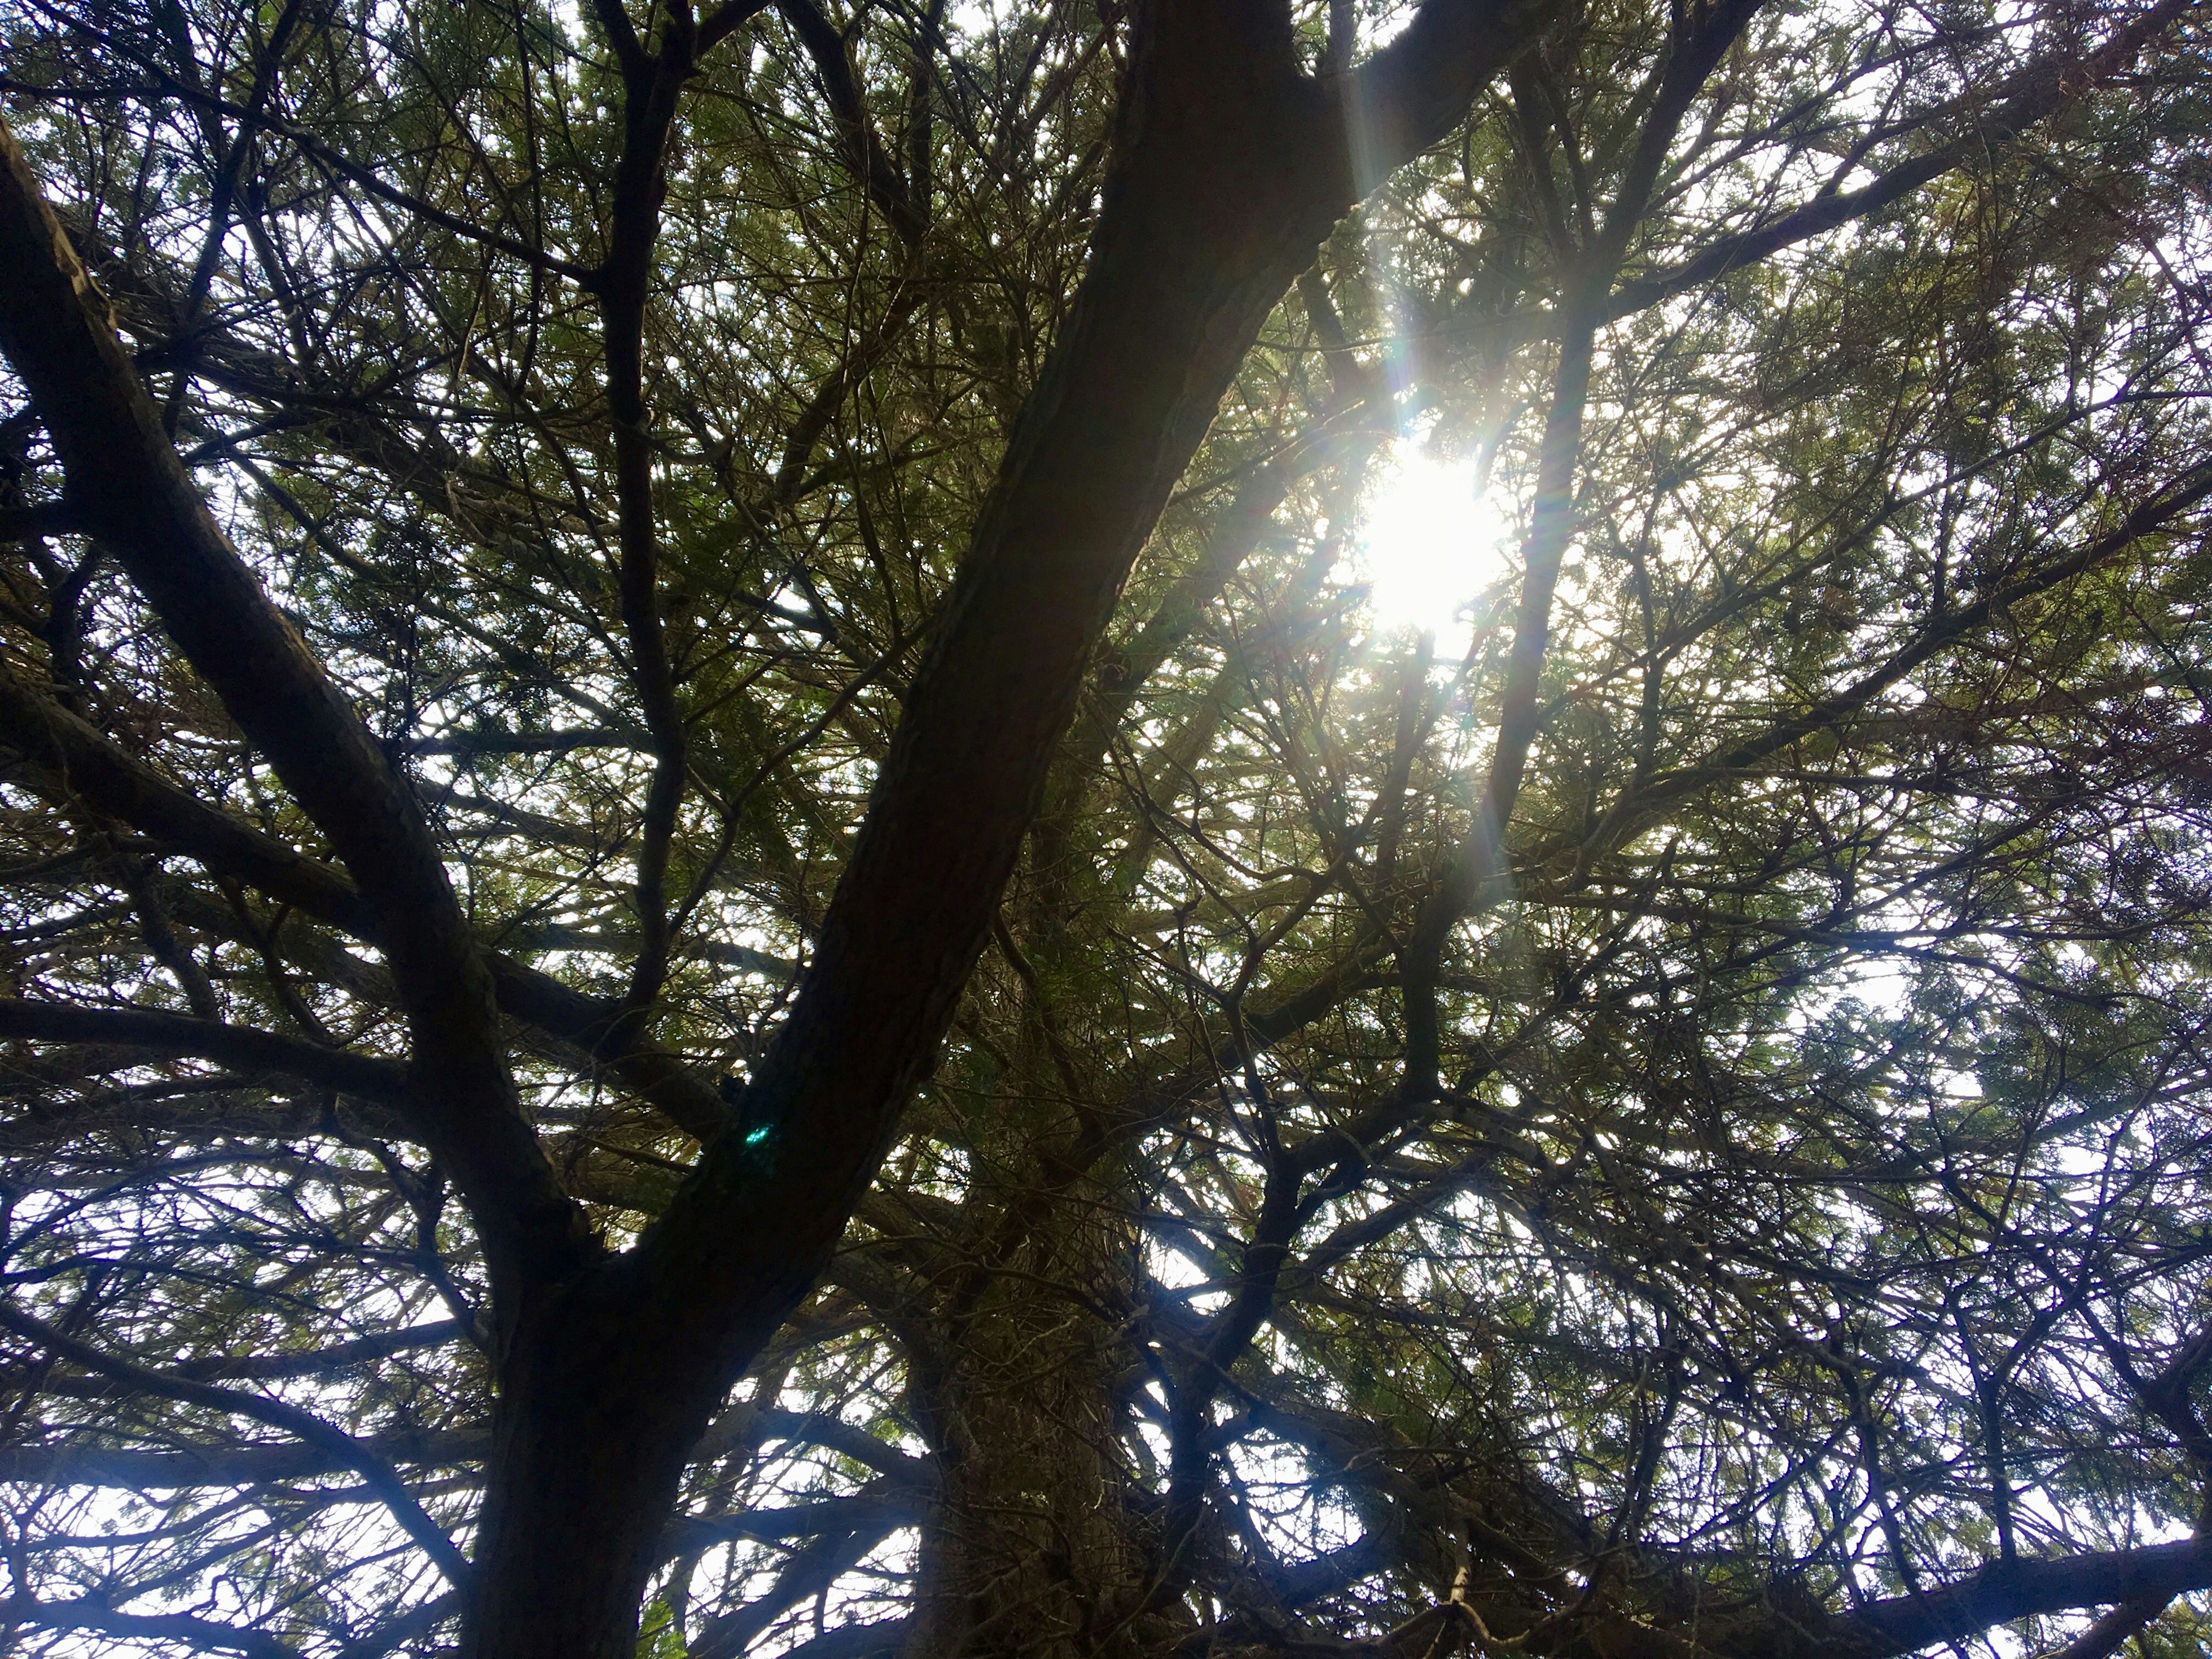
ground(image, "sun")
xmin=1353 ymin=442 xmax=1514 ymax=649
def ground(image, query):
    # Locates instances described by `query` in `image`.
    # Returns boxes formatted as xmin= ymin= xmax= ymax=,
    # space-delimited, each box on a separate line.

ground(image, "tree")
xmin=1 ymin=0 xmax=2210 ymax=1652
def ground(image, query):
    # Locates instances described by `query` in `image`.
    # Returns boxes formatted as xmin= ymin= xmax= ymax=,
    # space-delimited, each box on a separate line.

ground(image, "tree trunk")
xmin=895 ymin=1107 xmax=1156 ymax=1659
xmin=463 ymin=1278 xmax=733 ymax=1659
xmin=456 ymin=14 xmax=1357 ymax=1639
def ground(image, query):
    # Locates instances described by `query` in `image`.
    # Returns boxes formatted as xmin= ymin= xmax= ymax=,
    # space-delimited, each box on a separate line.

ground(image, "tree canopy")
xmin=3 ymin=0 xmax=2212 ymax=1655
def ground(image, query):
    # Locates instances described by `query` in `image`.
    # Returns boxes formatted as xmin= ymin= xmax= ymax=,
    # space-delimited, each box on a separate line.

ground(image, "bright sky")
xmin=1352 ymin=442 xmax=1514 ymax=650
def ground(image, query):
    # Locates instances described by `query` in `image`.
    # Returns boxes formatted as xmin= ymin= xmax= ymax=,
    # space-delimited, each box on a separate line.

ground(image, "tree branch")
xmin=0 ymin=997 xmax=409 ymax=1097
xmin=0 ymin=116 xmax=590 ymax=1302
xmin=1839 ymin=1541 xmax=2212 ymax=1658
xmin=1336 ymin=0 xmax=1559 ymax=192
xmin=0 ymin=656 xmax=376 ymax=933
xmin=404 ymin=727 xmax=649 ymax=756
xmin=1397 ymin=0 xmax=1766 ymax=1094
xmin=0 ymin=660 xmax=732 ymax=1141
xmin=3 ymin=1598 xmax=298 ymax=1659
xmin=1601 ymin=0 xmax=2203 ymax=321
xmin=0 ymin=1429 xmax=487 ymax=1488
xmin=587 ymin=0 xmax=710 ymax=1021
xmin=774 ymin=0 xmax=926 ymax=247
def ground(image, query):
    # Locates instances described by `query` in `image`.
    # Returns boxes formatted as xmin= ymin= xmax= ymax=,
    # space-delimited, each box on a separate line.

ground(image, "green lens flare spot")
xmin=743 ymin=1124 xmax=772 ymax=1146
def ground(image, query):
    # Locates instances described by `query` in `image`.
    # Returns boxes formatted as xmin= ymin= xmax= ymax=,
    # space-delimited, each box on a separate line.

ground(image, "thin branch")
xmin=0 ymin=1430 xmax=487 ymax=1489
xmin=0 ymin=1303 xmax=472 ymax=1584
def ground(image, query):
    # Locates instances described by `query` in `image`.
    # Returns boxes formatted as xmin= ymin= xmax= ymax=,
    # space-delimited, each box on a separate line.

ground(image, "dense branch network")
xmin=1 ymin=0 xmax=2210 ymax=1656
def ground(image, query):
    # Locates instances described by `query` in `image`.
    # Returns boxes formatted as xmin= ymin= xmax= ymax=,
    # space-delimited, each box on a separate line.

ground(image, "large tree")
xmin=2 ymin=0 xmax=2211 ymax=1654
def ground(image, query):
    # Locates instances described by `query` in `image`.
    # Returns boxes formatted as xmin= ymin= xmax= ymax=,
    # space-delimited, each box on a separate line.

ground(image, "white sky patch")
xmin=1353 ymin=442 xmax=1512 ymax=651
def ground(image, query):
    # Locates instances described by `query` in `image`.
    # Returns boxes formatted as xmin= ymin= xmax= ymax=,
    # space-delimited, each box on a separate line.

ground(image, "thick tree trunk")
xmin=458 ymin=15 xmax=1356 ymax=1645
xmin=463 ymin=1279 xmax=729 ymax=1659
xmin=900 ymin=1291 xmax=1150 ymax=1659
xmin=893 ymin=1073 xmax=1153 ymax=1659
